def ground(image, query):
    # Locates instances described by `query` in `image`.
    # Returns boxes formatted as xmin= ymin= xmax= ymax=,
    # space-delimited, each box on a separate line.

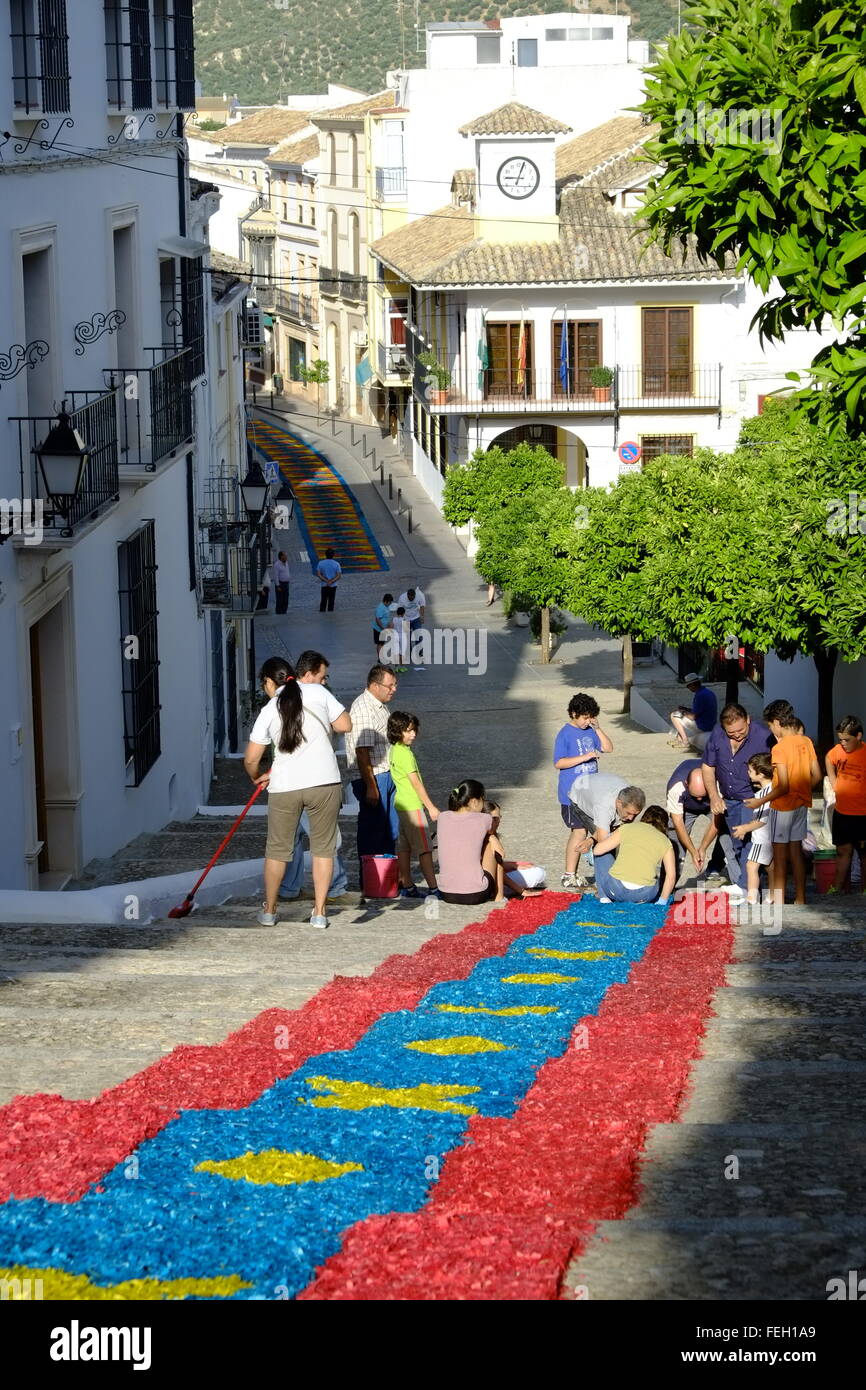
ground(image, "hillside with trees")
xmin=193 ymin=0 xmax=681 ymax=104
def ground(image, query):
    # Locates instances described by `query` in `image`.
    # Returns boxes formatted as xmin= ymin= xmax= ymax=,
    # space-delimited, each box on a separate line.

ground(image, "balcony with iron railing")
xmin=274 ymin=288 xmax=317 ymax=326
xmin=8 ymin=388 xmax=120 ymax=542
xmin=198 ymin=476 xmax=271 ymax=613
xmin=415 ymin=358 xmax=723 ymax=415
xmin=375 ymin=166 xmax=408 ymax=201
xmin=104 ymin=346 xmax=194 ymax=472
xmin=378 ymin=340 xmax=411 ymax=382
xmin=320 ymin=266 xmax=368 ymax=302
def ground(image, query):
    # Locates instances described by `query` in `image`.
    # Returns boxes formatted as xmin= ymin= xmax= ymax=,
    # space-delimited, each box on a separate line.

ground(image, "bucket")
xmin=813 ymin=852 xmax=849 ymax=894
xmin=361 ymin=854 xmax=400 ymax=898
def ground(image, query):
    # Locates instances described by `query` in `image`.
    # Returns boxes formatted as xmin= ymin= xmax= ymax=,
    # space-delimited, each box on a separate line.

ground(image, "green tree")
xmin=640 ymin=0 xmax=866 ymax=437
xmin=443 ymin=442 xmax=574 ymax=663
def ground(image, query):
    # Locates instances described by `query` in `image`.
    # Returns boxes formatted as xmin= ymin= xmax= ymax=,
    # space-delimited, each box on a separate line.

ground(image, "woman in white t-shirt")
xmin=244 ymin=657 xmax=352 ymax=930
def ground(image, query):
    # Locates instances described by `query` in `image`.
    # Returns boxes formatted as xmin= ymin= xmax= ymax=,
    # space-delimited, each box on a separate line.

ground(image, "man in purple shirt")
xmin=702 ymin=702 xmax=772 ymax=888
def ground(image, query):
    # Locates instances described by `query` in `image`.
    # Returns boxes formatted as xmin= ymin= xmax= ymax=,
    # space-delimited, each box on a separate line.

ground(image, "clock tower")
xmin=459 ymin=102 xmax=571 ymax=245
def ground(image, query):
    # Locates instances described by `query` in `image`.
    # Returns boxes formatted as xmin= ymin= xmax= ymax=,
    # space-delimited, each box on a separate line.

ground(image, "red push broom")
xmin=168 ymin=782 xmax=266 ymax=919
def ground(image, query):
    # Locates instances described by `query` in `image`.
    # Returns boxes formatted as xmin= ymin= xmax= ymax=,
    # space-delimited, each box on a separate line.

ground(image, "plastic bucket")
xmin=813 ymin=853 xmax=849 ymax=894
xmin=361 ymin=854 xmax=400 ymax=898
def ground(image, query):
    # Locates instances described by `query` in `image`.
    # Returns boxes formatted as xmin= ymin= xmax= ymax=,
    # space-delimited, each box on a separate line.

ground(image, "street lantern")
xmin=35 ymin=405 xmax=89 ymax=515
xmin=273 ymin=479 xmax=295 ymax=528
xmin=240 ymin=459 xmax=270 ymax=522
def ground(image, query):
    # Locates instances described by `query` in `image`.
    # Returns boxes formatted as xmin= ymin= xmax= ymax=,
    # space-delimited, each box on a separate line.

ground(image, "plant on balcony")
xmin=418 ymin=350 xmax=452 ymax=405
xmin=589 ymin=365 xmax=614 ymax=402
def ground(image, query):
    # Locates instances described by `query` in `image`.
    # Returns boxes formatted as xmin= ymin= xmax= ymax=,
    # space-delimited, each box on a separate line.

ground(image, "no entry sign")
xmin=618 ymin=441 xmax=641 ymax=464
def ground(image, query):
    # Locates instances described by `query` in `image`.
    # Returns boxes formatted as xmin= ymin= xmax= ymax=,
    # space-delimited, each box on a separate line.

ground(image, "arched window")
xmin=327 ymin=132 xmax=337 ymax=183
xmin=349 ymin=212 xmax=360 ymax=278
xmin=328 ymin=208 xmax=339 ymax=269
xmin=350 ymin=133 xmax=359 ymax=189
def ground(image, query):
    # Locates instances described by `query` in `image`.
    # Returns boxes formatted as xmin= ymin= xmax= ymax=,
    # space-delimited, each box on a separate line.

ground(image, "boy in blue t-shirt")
xmin=554 ymin=693 xmax=614 ymax=889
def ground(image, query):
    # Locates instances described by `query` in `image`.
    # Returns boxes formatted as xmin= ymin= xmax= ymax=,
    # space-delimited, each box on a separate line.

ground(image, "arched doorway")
xmin=487 ymin=423 xmax=587 ymax=487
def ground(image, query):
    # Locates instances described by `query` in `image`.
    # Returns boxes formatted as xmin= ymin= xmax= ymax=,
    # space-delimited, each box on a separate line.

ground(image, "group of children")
xmin=386 ymin=712 xmax=545 ymax=904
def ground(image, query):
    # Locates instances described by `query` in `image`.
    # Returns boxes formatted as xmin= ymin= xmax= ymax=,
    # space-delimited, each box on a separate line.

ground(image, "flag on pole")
xmin=477 ymin=315 xmax=489 ymax=390
xmin=516 ymin=315 xmax=527 ymax=391
xmin=559 ymin=308 xmax=570 ymax=393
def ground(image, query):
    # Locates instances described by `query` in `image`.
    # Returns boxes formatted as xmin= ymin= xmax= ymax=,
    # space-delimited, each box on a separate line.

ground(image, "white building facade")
xmin=0 ymin=1 xmax=252 ymax=891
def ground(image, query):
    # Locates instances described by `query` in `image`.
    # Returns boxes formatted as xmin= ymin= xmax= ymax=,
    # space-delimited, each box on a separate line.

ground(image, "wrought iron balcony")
xmin=378 ymin=341 xmax=411 ymax=381
xmin=274 ymin=288 xmax=317 ymax=325
xmin=375 ymin=166 xmax=407 ymax=201
xmin=198 ymin=475 xmax=271 ymax=613
xmin=414 ymin=358 xmax=723 ymax=414
xmin=8 ymin=388 xmax=120 ymax=540
xmin=615 ymin=364 xmax=722 ymax=409
xmin=104 ymin=347 xmax=193 ymax=471
xmin=320 ymin=267 xmax=367 ymax=301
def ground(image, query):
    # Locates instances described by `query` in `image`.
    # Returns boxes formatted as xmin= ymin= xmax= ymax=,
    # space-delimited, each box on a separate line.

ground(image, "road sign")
xmin=618 ymin=441 xmax=641 ymax=465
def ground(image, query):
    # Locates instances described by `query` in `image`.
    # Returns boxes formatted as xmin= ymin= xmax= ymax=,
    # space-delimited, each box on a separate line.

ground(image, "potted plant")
xmin=418 ymin=350 xmax=452 ymax=405
xmin=503 ymin=589 xmax=534 ymax=627
xmin=589 ymin=365 xmax=614 ymax=403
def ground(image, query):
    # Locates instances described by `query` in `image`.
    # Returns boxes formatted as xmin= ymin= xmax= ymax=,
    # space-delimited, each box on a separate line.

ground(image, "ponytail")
xmin=258 ymin=657 xmax=305 ymax=754
xmin=448 ymin=778 xmax=485 ymax=812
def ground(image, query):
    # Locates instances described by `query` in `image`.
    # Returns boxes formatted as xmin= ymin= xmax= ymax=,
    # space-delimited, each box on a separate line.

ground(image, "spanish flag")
xmin=516 ymin=317 xmax=527 ymax=391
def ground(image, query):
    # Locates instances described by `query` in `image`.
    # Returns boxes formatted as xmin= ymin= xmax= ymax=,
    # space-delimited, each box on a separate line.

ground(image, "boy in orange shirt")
xmin=826 ymin=715 xmax=866 ymax=893
xmin=744 ymin=703 xmax=820 ymax=904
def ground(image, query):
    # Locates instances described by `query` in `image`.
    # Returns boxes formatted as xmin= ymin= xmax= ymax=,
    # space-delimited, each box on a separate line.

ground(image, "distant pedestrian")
xmin=826 ymin=714 xmax=866 ymax=893
xmin=372 ymin=592 xmax=394 ymax=651
xmin=669 ymin=673 xmax=718 ymax=752
xmin=273 ymin=552 xmax=291 ymax=615
xmin=396 ymin=587 xmax=426 ymax=631
xmin=317 ymin=548 xmax=342 ymax=611
xmin=256 ymin=563 xmax=273 ymax=612
xmin=391 ymin=606 xmax=411 ymax=672
xmin=344 ymin=664 xmax=401 ymax=878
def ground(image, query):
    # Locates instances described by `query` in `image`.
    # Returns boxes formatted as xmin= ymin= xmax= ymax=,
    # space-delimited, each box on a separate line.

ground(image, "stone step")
xmin=697 ymin=1016 xmax=866 ymax=1062
xmin=724 ymin=962 xmax=866 ymax=983
xmin=564 ymin=1217 xmax=866 ymax=1301
xmin=0 ymin=1011 xmax=273 ymax=1051
xmin=711 ymin=984 xmax=866 ymax=1020
xmin=680 ymin=1059 xmax=866 ymax=1125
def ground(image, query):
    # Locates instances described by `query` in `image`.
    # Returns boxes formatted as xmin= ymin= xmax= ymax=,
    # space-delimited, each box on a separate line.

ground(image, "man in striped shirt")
xmin=345 ymin=665 xmax=400 ymax=874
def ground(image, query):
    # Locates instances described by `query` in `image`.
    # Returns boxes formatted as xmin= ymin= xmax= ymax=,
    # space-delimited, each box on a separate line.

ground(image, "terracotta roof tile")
xmin=371 ymin=204 xmax=477 ymax=280
xmin=217 ymin=107 xmax=313 ymax=147
xmin=458 ymin=102 xmax=572 ymax=137
xmin=266 ymin=133 xmax=320 ymax=166
xmin=314 ymin=90 xmax=395 ymax=121
xmin=451 ymin=169 xmax=476 ymax=206
xmin=556 ymin=116 xmax=659 ymax=185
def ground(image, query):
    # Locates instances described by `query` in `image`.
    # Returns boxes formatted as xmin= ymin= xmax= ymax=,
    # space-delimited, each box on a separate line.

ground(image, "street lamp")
xmin=240 ymin=459 xmax=270 ymax=522
xmin=273 ymin=479 xmax=295 ymax=528
xmin=35 ymin=404 xmax=89 ymax=516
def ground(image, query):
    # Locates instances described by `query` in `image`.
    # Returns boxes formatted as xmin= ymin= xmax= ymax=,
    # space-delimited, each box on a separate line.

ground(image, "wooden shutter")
xmin=129 ymin=0 xmax=153 ymax=111
xmin=486 ymin=323 xmax=509 ymax=396
xmin=642 ymin=308 xmax=692 ymax=394
xmin=576 ymin=320 xmax=600 ymax=394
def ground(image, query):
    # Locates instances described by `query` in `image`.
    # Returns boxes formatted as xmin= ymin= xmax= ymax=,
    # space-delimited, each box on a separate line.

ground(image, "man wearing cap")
xmin=669 ymin=673 xmax=718 ymax=752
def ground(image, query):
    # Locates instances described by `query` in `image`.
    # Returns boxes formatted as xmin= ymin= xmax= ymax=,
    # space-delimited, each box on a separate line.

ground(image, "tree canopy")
xmin=641 ymin=0 xmax=866 ymax=436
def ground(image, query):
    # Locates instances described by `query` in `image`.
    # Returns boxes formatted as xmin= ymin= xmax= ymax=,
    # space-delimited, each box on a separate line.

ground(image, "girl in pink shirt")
xmin=436 ymin=779 xmax=504 ymax=905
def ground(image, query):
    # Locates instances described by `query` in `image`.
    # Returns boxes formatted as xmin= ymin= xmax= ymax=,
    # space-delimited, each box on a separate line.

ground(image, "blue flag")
xmin=559 ymin=313 xmax=570 ymax=392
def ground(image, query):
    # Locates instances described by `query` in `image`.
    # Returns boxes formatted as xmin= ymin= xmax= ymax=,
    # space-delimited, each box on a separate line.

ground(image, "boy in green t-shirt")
xmin=387 ymin=711 xmax=440 ymax=898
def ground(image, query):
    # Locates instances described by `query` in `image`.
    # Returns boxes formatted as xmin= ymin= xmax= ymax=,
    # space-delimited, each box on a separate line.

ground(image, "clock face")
xmin=496 ymin=156 xmax=541 ymax=200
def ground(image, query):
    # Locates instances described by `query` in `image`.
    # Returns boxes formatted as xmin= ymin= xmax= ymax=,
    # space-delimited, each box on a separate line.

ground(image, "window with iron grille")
xmin=173 ymin=0 xmax=194 ymax=108
xmin=640 ymin=435 xmax=694 ymax=462
xmin=181 ymin=255 xmax=205 ymax=379
xmin=118 ymin=520 xmax=161 ymax=786
xmin=104 ymin=0 xmax=152 ymax=110
xmin=11 ymin=0 xmax=70 ymax=114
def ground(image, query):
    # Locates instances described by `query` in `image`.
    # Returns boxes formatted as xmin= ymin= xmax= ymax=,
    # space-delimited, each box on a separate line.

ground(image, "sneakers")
xmin=309 ymin=913 xmax=330 ymax=929
xmin=399 ymin=884 xmax=422 ymax=898
xmin=258 ymin=908 xmax=278 ymax=926
xmin=424 ymin=888 xmax=442 ymax=899
xmin=560 ymin=872 xmax=588 ymax=891
xmin=597 ymin=895 xmax=612 ymax=904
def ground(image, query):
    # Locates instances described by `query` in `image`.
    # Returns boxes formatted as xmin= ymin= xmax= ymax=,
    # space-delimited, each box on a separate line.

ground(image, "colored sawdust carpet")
xmin=247 ymin=417 xmax=387 ymax=573
xmin=0 ymin=895 xmax=732 ymax=1300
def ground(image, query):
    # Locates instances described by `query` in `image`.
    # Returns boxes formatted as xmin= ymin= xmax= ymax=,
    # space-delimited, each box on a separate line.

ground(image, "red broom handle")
xmin=185 ymin=782 xmax=266 ymax=901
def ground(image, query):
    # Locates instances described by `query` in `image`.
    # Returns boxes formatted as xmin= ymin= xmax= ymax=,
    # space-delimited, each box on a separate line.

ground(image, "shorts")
xmin=396 ymin=806 xmax=431 ymax=858
xmin=561 ymin=803 xmax=595 ymax=836
xmin=831 ymin=810 xmax=866 ymax=849
xmin=747 ymin=838 xmax=774 ymax=867
xmin=769 ymin=806 xmax=809 ymax=844
xmin=440 ymin=871 xmax=496 ymax=906
xmin=265 ymin=784 xmax=342 ymax=861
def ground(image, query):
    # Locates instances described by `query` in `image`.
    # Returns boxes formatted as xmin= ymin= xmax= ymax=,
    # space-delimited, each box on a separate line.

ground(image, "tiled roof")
xmin=581 ymin=150 xmax=659 ymax=192
xmin=211 ymin=249 xmax=251 ymax=276
xmin=314 ymin=90 xmax=395 ymax=121
xmin=216 ymin=107 xmax=312 ymax=147
xmin=266 ymin=133 xmax=321 ymax=166
xmin=451 ymin=169 xmax=477 ymax=205
xmin=371 ymin=186 xmax=736 ymax=286
xmin=556 ymin=115 xmax=659 ymax=185
xmin=458 ymin=102 xmax=572 ymax=137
